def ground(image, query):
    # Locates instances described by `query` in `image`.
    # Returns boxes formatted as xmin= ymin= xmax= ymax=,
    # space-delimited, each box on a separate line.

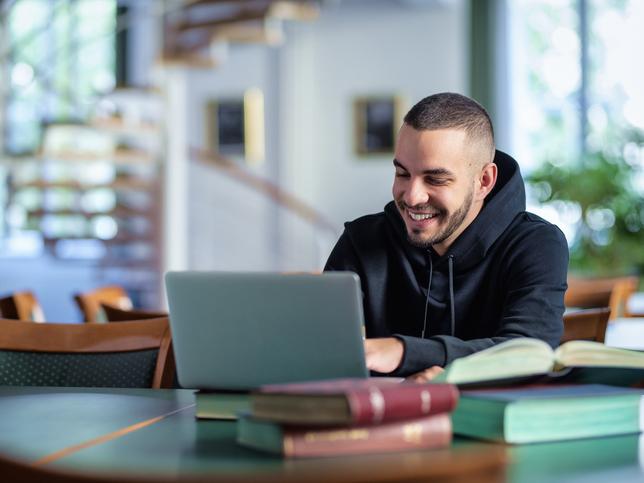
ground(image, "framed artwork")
xmin=353 ymin=95 xmax=405 ymax=156
xmin=205 ymin=88 xmax=265 ymax=164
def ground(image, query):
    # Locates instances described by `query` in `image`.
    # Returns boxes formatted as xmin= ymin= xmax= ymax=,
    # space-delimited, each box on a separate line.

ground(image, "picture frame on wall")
xmin=353 ymin=95 xmax=405 ymax=156
xmin=205 ymin=88 xmax=265 ymax=164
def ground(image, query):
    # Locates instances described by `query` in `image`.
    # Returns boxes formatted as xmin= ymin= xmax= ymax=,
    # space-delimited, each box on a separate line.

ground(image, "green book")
xmin=195 ymin=390 xmax=251 ymax=420
xmin=432 ymin=338 xmax=644 ymax=387
xmin=452 ymin=384 xmax=643 ymax=444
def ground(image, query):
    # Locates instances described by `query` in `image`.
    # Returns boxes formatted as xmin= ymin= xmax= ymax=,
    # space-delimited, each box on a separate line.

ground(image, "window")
xmin=1 ymin=0 xmax=117 ymax=257
xmin=509 ymin=0 xmax=644 ymax=274
xmin=3 ymin=0 xmax=116 ymax=155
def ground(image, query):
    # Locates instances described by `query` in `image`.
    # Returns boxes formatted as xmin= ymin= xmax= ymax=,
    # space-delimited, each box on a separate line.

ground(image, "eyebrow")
xmin=393 ymin=159 xmax=454 ymax=177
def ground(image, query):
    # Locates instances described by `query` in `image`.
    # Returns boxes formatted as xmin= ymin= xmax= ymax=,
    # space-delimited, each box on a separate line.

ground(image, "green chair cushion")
xmin=0 ymin=350 xmax=159 ymax=388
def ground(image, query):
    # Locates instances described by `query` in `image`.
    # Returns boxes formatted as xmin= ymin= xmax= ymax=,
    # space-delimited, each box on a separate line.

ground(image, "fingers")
xmin=406 ymin=365 xmax=444 ymax=382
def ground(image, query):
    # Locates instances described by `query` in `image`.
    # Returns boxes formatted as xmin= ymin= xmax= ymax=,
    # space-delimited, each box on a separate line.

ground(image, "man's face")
xmin=392 ymin=125 xmax=482 ymax=254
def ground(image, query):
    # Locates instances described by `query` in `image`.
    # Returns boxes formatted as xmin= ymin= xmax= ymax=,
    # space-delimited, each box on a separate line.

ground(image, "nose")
xmin=404 ymin=178 xmax=428 ymax=207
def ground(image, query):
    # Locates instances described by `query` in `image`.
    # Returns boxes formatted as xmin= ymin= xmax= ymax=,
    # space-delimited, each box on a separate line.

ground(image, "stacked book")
xmin=234 ymin=378 xmax=459 ymax=458
xmin=195 ymin=389 xmax=251 ymax=420
xmin=431 ymin=338 xmax=644 ymax=444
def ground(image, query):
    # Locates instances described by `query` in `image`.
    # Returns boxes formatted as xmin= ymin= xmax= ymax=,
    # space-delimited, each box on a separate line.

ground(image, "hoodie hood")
xmin=382 ymin=150 xmax=526 ymax=338
xmin=384 ymin=150 xmax=525 ymax=271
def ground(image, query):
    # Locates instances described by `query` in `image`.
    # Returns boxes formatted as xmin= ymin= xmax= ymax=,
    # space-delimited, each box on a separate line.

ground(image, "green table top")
xmin=0 ymin=387 xmax=641 ymax=482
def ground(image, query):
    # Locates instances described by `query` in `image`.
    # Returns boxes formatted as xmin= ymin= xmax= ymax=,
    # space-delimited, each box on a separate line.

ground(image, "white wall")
xmin=301 ymin=2 xmax=468 ymax=228
xmin=277 ymin=1 xmax=468 ymax=271
xmin=184 ymin=46 xmax=282 ymax=271
xmin=174 ymin=0 xmax=468 ymax=272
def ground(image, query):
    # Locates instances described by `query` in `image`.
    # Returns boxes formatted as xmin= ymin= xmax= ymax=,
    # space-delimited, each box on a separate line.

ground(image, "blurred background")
xmin=0 ymin=0 xmax=642 ymax=321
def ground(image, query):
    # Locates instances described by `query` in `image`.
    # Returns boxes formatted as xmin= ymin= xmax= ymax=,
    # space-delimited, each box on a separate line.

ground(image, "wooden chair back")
xmin=0 ymin=317 xmax=175 ymax=388
xmin=74 ymin=285 xmax=133 ymax=322
xmin=0 ymin=291 xmax=46 ymax=322
xmin=608 ymin=277 xmax=639 ymax=318
xmin=561 ymin=307 xmax=610 ymax=344
xmin=565 ymin=276 xmax=638 ymax=320
xmin=101 ymin=303 xmax=168 ymax=322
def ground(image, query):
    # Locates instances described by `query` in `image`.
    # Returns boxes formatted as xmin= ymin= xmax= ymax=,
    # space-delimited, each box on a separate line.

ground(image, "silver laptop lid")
xmin=165 ymin=271 xmax=368 ymax=390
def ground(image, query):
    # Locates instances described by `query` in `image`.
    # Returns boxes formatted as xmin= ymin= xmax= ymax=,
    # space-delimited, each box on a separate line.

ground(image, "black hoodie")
xmin=324 ymin=150 xmax=569 ymax=376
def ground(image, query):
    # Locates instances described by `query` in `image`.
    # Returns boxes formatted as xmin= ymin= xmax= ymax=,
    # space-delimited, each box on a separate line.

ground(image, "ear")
xmin=476 ymin=162 xmax=497 ymax=201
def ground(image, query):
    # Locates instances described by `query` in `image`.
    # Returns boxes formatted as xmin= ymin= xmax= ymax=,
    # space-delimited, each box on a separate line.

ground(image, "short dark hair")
xmin=404 ymin=92 xmax=495 ymax=163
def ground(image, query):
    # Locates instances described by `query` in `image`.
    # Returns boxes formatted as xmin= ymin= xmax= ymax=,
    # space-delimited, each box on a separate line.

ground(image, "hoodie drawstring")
xmin=421 ymin=251 xmax=433 ymax=339
xmin=448 ymin=255 xmax=455 ymax=336
xmin=421 ymin=253 xmax=456 ymax=338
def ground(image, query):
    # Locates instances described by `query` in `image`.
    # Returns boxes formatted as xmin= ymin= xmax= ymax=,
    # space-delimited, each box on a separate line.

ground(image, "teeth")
xmin=409 ymin=212 xmax=436 ymax=221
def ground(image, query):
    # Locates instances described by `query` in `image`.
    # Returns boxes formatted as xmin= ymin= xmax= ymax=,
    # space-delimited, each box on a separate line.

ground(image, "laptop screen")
xmin=165 ymin=271 xmax=368 ymax=390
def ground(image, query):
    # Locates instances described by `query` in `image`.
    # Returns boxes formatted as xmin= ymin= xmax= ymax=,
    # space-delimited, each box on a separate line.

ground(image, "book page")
xmin=436 ymin=338 xmax=555 ymax=385
xmin=555 ymin=340 xmax=644 ymax=369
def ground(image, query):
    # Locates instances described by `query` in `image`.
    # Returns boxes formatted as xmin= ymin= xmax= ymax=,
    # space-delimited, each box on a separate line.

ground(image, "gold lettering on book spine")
xmin=421 ymin=389 xmax=431 ymax=414
xmin=403 ymin=423 xmax=424 ymax=444
xmin=304 ymin=429 xmax=369 ymax=442
xmin=369 ymin=387 xmax=385 ymax=423
xmin=284 ymin=436 xmax=294 ymax=456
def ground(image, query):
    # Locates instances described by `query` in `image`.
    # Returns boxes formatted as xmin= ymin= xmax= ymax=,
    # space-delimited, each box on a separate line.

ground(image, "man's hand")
xmin=364 ymin=337 xmax=404 ymax=373
xmin=406 ymin=366 xmax=444 ymax=382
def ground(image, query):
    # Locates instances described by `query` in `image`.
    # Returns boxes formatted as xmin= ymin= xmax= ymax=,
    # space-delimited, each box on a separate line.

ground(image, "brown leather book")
xmin=237 ymin=413 xmax=452 ymax=458
xmin=251 ymin=378 xmax=459 ymax=426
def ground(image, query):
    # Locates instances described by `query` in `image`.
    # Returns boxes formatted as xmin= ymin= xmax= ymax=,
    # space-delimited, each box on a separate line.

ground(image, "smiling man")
xmin=325 ymin=93 xmax=569 ymax=377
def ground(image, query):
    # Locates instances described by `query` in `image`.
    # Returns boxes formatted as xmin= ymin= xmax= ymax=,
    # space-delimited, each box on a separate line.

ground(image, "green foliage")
xmin=528 ymin=147 xmax=644 ymax=276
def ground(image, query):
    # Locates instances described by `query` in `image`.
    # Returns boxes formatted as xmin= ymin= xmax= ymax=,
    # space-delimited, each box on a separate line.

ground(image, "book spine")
xmin=347 ymin=384 xmax=458 ymax=425
xmin=282 ymin=414 xmax=451 ymax=458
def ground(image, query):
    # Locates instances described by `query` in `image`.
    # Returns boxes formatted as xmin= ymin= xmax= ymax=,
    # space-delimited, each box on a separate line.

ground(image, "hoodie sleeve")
xmin=392 ymin=222 xmax=569 ymax=376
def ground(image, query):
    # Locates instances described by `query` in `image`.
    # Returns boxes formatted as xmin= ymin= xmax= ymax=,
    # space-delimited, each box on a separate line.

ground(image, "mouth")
xmin=408 ymin=210 xmax=439 ymax=221
xmin=395 ymin=200 xmax=444 ymax=226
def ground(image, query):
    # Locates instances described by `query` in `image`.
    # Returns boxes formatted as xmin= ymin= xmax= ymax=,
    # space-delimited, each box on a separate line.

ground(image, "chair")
xmin=0 ymin=317 xmax=175 ymax=388
xmin=74 ymin=285 xmax=133 ymax=323
xmin=101 ymin=303 xmax=168 ymax=322
xmin=608 ymin=277 xmax=639 ymax=318
xmin=565 ymin=276 xmax=639 ymax=321
xmin=0 ymin=291 xmax=46 ymax=322
xmin=561 ymin=307 xmax=611 ymax=344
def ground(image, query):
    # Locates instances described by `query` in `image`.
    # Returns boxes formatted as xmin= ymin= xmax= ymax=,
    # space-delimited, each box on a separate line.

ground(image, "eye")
xmin=395 ymin=170 xmax=409 ymax=178
xmin=425 ymin=177 xmax=449 ymax=186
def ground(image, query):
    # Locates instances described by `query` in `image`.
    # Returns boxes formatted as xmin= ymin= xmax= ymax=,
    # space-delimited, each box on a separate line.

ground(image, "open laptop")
xmin=165 ymin=271 xmax=368 ymax=390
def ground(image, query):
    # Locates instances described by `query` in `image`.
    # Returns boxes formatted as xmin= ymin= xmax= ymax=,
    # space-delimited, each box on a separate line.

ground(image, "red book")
xmin=251 ymin=378 xmax=459 ymax=426
xmin=237 ymin=413 xmax=452 ymax=458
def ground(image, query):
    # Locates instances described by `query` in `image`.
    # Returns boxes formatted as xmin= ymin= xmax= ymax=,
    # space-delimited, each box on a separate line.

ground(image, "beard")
xmin=399 ymin=187 xmax=475 ymax=249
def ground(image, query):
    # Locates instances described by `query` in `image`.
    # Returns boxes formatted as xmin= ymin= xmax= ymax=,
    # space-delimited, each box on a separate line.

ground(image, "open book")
xmin=432 ymin=338 xmax=644 ymax=387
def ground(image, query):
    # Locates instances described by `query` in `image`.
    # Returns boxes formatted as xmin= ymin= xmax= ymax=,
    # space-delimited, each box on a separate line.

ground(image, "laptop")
xmin=165 ymin=271 xmax=368 ymax=390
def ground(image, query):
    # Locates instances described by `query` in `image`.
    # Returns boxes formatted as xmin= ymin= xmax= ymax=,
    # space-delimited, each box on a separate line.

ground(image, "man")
xmin=325 ymin=92 xmax=568 ymax=378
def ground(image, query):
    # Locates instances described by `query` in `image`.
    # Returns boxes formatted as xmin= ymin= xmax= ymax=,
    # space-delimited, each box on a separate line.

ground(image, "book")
xmin=451 ymin=384 xmax=644 ymax=444
xmin=250 ymin=378 xmax=459 ymax=426
xmin=195 ymin=390 xmax=250 ymax=420
xmin=237 ymin=413 xmax=452 ymax=458
xmin=432 ymin=338 xmax=644 ymax=387
xmin=510 ymin=433 xmax=641 ymax=482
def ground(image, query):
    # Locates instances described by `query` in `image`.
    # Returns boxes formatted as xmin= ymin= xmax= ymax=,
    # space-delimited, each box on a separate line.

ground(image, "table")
xmin=0 ymin=387 xmax=642 ymax=483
